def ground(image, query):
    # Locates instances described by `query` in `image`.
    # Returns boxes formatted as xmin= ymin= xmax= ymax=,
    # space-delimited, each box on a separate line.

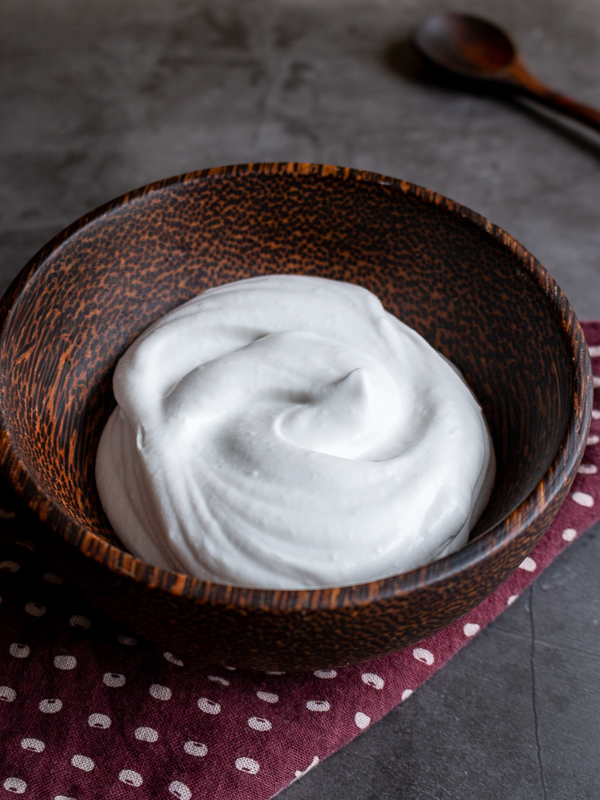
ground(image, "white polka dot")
xmin=71 ymin=754 xmax=95 ymax=772
xmin=135 ymin=726 xmax=158 ymax=742
xmin=88 ymin=713 xmax=111 ymax=729
xmin=207 ymin=675 xmax=229 ymax=686
xmin=163 ymin=652 xmax=183 ymax=666
xmin=588 ymin=345 xmax=600 ymax=358
xmin=361 ymin=672 xmax=384 ymax=690
xmin=9 ymin=643 xmax=30 ymax=659
xmin=587 ymin=435 xmax=599 ymax=446
xmin=103 ymin=672 xmax=126 ymax=687
xmin=294 ymin=756 xmax=320 ymax=779
xmin=401 ymin=689 xmax=413 ymax=701
xmin=39 ymin=698 xmax=62 ymax=713
xmin=248 ymin=716 xmax=272 ymax=731
xmin=21 ymin=738 xmax=45 ymax=753
xmin=70 ymin=615 xmax=91 ymax=629
xmin=54 ymin=655 xmax=77 ymax=670
xmin=118 ymin=635 xmax=138 ymax=646
xmin=578 ymin=463 xmax=598 ymax=474
xmin=354 ymin=711 xmax=370 ymax=729
xmin=256 ymin=691 xmax=278 ymax=704
xmin=223 ymin=665 xmax=236 ymax=671
xmin=593 ymin=376 xmax=600 ymax=389
xmin=573 ymin=491 xmax=594 ymax=507
xmin=314 ymin=669 xmax=337 ymax=679
xmin=169 ymin=781 xmax=192 ymax=800
xmin=0 ymin=508 xmax=16 ymax=519
xmin=0 ymin=560 xmax=20 ymax=572
xmin=3 ymin=778 xmax=26 ymax=794
xmin=184 ymin=741 xmax=208 ymax=757
xmin=413 ymin=647 xmax=435 ymax=665
xmin=149 ymin=684 xmax=171 ymax=700
xmin=119 ymin=770 xmax=143 ymax=787
xmin=0 ymin=686 xmax=16 ymax=702
xmin=25 ymin=602 xmax=46 ymax=617
xmin=519 ymin=556 xmax=537 ymax=572
xmin=55 ymin=796 xmax=76 ymax=800
xmin=592 ymin=409 xmax=600 ymax=420
xmin=306 ymin=699 xmax=330 ymax=712
xmin=236 ymin=757 xmax=260 ymax=775
xmin=197 ymin=697 xmax=221 ymax=715
xmin=463 ymin=622 xmax=480 ymax=637
xmin=42 ymin=572 xmax=63 ymax=584
xmin=507 ymin=594 xmax=518 ymax=606
xmin=265 ymin=670 xmax=285 ymax=675
xmin=562 ymin=528 xmax=577 ymax=542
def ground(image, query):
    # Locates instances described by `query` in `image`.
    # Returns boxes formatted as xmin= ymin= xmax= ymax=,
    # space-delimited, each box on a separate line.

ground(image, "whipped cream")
xmin=96 ymin=275 xmax=495 ymax=589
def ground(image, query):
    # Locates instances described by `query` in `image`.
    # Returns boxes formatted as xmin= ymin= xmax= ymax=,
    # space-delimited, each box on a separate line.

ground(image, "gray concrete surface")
xmin=2 ymin=2 xmax=600 ymax=798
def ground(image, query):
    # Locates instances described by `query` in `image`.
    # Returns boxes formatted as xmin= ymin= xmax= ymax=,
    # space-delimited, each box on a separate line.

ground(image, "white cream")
xmin=96 ymin=275 xmax=495 ymax=590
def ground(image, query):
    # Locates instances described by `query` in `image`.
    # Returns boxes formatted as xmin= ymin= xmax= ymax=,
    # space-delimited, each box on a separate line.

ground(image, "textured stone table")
xmin=2 ymin=1 xmax=600 ymax=797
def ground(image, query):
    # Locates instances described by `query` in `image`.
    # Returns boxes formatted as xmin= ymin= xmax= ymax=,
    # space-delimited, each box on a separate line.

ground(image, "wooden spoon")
xmin=413 ymin=13 xmax=600 ymax=132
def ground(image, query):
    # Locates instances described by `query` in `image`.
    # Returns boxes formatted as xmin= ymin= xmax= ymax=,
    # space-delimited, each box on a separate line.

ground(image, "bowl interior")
xmin=0 ymin=166 xmax=573 ymax=564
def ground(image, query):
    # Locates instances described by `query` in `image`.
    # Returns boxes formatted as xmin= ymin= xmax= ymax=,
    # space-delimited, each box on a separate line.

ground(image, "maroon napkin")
xmin=1 ymin=322 xmax=600 ymax=800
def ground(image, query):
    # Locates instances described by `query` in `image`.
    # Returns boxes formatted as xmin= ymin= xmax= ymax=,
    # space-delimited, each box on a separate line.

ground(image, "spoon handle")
xmin=511 ymin=59 xmax=600 ymax=133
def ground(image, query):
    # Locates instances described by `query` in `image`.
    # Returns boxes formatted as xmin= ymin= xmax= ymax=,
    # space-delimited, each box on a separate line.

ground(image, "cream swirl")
xmin=96 ymin=275 xmax=495 ymax=589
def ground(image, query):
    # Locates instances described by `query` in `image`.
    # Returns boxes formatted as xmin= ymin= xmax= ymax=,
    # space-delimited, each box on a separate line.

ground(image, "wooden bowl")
xmin=0 ymin=163 xmax=591 ymax=671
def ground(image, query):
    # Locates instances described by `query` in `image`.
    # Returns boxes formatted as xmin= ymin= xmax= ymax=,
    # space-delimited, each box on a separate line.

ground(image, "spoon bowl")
xmin=413 ymin=13 xmax=517 ymax=79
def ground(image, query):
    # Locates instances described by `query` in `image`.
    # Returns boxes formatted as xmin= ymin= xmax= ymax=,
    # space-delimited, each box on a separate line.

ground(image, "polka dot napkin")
xmin=2 ymin=323 xmax=600 ymax=800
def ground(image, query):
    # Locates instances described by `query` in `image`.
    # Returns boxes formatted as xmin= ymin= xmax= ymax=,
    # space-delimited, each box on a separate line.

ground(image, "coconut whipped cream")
xmin=96 ymin=274 xmax=495 ymax=590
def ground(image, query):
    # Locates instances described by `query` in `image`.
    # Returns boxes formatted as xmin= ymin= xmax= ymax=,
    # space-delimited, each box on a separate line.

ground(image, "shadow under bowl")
xmin=0 ymin=163 xmax=591 ymax=670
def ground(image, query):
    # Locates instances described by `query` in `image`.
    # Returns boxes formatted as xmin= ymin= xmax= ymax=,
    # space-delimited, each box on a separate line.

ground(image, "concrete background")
xmin=2 ymin=1 xmax=600 ymax=797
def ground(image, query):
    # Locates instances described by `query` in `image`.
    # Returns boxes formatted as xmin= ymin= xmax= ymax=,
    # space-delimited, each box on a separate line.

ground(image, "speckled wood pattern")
xmin=0 ymin=163 xmax=591 ymax=670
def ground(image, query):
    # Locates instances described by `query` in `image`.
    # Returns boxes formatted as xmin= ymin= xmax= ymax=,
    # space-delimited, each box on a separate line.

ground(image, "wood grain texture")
xmin=0 ymin=163 xmax=591 ymax=670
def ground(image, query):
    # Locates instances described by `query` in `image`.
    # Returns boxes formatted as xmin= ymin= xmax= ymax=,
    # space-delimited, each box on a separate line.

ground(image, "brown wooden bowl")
xmin=0 ymin=163 xmax=591 ymax=671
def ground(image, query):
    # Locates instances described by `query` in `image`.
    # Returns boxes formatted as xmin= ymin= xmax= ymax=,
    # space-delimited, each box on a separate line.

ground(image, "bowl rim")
xmin=0 ymin=161 xmax=592 ymax=611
